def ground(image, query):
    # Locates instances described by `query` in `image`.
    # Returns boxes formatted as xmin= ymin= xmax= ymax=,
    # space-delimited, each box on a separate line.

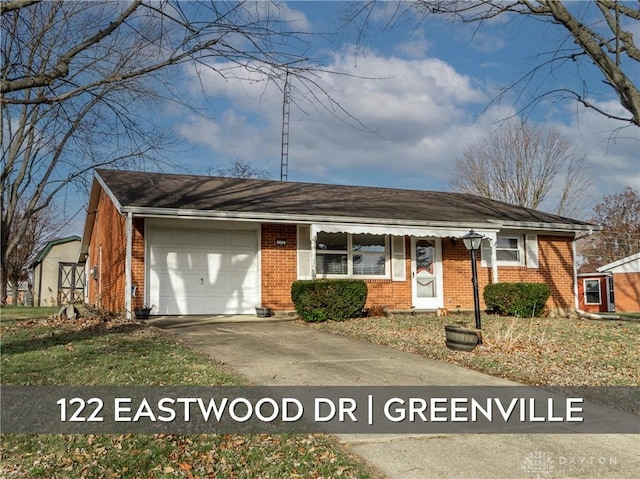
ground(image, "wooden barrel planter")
xmin=444 ymin=325 xmax=479 ymax=351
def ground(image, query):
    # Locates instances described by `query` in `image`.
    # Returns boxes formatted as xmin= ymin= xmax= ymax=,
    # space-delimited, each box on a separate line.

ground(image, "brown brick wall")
xmin=441 ymin=235 xmax=575 ymax=313
xmin=89 ymin=215 xmax=577 ymax=315
xmin=260 ymin=227 xmax=576 ymax=314
xmin=261 ymin=224 xmax=298 ymax=309
xmin=504 ymin=235 xmax=575 ymax=312
xmin=400 ymin=235 xmax=575 ymax=313
xmin=87 ymin=189 xmax=145 ymax=313
xmin=87 ymin=189 xmax=125 ymax=311
xmin=612 ymin=272 xmax=640 ymax=312
xmin=131 ymin=218 xmax=145 ymax=310
xmin=441 ymin=239 xmax=479 ymax=311
xmin=260 ymin=225 xmax=412 ymax=310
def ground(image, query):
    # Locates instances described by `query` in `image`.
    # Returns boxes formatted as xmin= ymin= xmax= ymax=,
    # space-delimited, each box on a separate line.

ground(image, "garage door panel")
xmin=202 ymin=232 xmax=229 ymax=247
xmin=177 ymin=230 xmax=205 ymax=245
xmin=229 ymin=231 xmax=257 ymax=248
xmin=155 ymin=293 xmax=204 ymax=315
xmin=148 ymin=228 xmax=259 ymax=315
xmin=151 ymin=247 xmax=208 ymax=269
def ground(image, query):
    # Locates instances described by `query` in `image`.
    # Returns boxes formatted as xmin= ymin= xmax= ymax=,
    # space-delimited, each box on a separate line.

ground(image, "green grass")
xmin=1 ymin=307 xmax=382 ymax=479
xmin=1 ymin=306 xmax=59 ymax=321
xmin=309 ymin=313 xmax=640 ymax=387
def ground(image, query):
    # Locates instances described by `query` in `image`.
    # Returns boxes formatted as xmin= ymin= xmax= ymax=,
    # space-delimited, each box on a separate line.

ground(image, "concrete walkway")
xmin=148 ymin=315 xmax=640 ymax=479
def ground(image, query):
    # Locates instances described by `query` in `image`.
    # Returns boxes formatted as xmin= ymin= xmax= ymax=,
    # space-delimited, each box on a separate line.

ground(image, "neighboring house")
xmin=576 ymin=264 xmax=614 ymax=313
xmin=80 ymin=169 xmax=598 ymax=318
xmin=32 ymin=236 xmax=84 ymax=307
xmin=597 ymin=252 xmax=640 ymax=313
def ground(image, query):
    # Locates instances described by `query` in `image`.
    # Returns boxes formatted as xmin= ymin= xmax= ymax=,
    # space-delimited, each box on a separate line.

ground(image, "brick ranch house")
xmin=80 ymin=169 xmax=598 ymax=319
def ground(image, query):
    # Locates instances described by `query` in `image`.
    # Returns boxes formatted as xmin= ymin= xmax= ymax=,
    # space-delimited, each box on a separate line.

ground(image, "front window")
xmin=316 ymin=233 xmax=348 ymax=275
xmin=316 ymin=233 xmax=388 ymax=277
xmin=352 ymin=234 xmax=386 ymax=275
xmin=584 ymin=279 xmax=601 ymax=305
xmin=496 ymin=236 xmax=522 ymax=264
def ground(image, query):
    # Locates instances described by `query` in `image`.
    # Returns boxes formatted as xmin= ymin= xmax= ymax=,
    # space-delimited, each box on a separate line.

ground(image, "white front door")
xmin=411 ymin=237 xmax=443 ymax=310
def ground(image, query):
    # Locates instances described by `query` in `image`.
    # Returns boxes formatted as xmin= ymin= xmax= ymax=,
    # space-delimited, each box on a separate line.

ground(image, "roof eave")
xmin=78 ymin=178 xmax=101 ymax=263
xmin=597 ymin=251 xmax=640 ymax=272
xmin=487 ymin=219 xmax=600 ymax=234
xmin=122 ymin=206 xmax=591 ymax=233
xmin=31 ymin=236 xmax=81 ymax=267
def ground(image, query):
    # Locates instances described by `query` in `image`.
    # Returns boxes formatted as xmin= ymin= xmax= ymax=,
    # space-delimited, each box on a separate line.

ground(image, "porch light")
xmin=462 ymin=229 xmax=484 ymax=341
xmin=462 ymin=229 xmax=483 ymax=251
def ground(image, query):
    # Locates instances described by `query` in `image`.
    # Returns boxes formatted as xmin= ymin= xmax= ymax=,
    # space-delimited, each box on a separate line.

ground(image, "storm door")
xmin=411 ymin=238 xmax=443 ymax=310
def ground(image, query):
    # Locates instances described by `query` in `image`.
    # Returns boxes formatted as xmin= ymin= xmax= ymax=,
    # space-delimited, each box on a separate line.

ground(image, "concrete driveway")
xmin=148 ymin=315 xmax=640 ymax=479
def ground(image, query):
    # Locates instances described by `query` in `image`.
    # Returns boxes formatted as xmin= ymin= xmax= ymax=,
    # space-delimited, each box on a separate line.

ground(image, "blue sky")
xmin=90 ymin=2 xmax=639 ymax=227
xmin=161 ymin=1 xmax=638 ymax=219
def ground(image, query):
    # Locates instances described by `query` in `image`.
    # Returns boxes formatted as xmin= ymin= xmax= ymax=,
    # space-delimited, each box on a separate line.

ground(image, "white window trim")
xmin=391 ymin=236 xmax=406 ymax=281
xmin=584 ymin=278 xmax=602 ymax=305
xmin=315 ymin=233 xmax=390 ymax=279
xmin=496 ymin=235 xmax=525 ymax=266
xmin=297 ymin=225 xmax=312 ymax=280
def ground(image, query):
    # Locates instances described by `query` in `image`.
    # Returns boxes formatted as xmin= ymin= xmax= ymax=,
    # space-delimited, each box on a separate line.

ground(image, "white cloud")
xmin=394 ymin=29 xmax=432 ymax=59
xmin=176 ymin=50 xmax=495 ymax=189
xmin=175 ymin=47 xmax=638 ymax=205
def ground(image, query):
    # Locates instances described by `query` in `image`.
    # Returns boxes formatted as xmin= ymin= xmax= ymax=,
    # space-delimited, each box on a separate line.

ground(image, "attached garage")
xmin=147 ymin=227 xmax=259 ymax=315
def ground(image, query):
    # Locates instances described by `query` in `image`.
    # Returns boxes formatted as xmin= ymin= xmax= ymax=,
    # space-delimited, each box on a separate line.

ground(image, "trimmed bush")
xmin=291 ymin=279 xmax=368 ymax=322
xmin=484 ymin=282 xmax=551 ymax=318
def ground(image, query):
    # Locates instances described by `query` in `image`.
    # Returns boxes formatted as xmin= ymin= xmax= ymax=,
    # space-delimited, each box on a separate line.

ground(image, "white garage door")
xmin=147 ymin=227 xmax=259 ymax=315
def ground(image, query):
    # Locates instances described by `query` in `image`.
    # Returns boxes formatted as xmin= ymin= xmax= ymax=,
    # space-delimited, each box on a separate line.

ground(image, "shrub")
xmin=484 ymin=282 xmax=551 ymax=318
xmin=291 ymin=279 xmax=368 ymax=322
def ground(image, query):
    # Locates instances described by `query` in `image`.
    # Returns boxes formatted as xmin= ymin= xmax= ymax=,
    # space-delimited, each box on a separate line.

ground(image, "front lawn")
xmin=309 ymin=313 xmax=640 ymax=387
xmin=1 ymin=307 xmax=381 ymax=479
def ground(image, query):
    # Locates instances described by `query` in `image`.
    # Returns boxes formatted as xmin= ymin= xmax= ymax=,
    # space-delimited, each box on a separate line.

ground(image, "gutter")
xmin=120 ymin=206 xmax=597 ymax=234
xmin=487 ymin=219 xmax=600 ymax=234
xmin=121 ymin=206 xmax=499 ymax=230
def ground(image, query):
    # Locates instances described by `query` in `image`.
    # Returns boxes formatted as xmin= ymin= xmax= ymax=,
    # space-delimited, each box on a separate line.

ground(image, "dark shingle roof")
xmin=95 ymin=169 xmax=593 ymax=228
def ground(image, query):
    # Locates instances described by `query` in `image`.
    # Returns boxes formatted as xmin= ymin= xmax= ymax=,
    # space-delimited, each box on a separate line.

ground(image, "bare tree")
xmin=212 ymin=159 xmax=271 ymax=179
xmin=342 ymin=1 xmax=640 ymax=126
xmin=579 ymin=187 xmax=640 ymax=265
xmin=0 ymin=1 xmax=330 ymax=303
xmin=450 ymin=123 xmax=591 ymax=217
xmin=4 ymin=202 xmax=54 ymax=304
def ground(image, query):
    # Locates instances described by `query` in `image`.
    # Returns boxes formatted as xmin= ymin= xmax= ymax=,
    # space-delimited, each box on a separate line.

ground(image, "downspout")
xmin=125 ymin=212 xmax=133 ymax=320
xmin=572 ymin=235 xmax=581 ymax=315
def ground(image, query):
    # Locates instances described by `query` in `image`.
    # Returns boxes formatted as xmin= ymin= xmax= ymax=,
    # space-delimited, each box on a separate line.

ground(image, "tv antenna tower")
xmin=280 ymin=70 xmax=291 ymax=181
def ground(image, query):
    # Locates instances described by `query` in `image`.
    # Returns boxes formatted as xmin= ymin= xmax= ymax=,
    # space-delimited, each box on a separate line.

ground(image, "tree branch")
xmin=1 ymin=0 xmax=142 ymax=94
